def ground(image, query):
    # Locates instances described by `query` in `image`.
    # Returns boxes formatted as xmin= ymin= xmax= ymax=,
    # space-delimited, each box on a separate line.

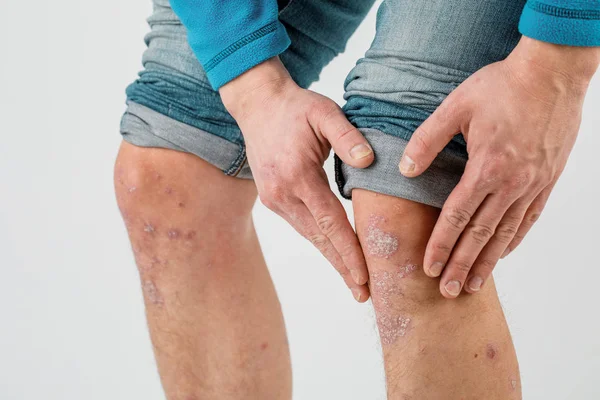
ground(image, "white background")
xmin=1 ymin=0 xmax=599 ymax=399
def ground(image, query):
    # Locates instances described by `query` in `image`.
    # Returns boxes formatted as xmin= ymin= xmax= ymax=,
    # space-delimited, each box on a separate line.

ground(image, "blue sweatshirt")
xmin=169 ymin=0 xmax=600 ymax=90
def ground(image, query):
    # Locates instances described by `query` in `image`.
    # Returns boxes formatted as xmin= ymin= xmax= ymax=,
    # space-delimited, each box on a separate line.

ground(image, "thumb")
xmin=316 ymin=103 xmax=374 ymax=169
xmin=399 ymin=96 xmax=464 ymax=177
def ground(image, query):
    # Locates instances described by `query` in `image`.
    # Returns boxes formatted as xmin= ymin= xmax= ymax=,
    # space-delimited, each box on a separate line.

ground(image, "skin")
xmin=115 ymin=142 xmax=521 ymax=399
xmin=399 ymin=37 xmax=600 ymax=298
xmin=114 ymin=35 xmax=597 ymax=399
xmin=220 ymin=58 xmax=374 ymax=302
xmin=353 ymin=189 xmax=520 ymax=399
xmin=115 ymin=142 xmax=291 ymax=399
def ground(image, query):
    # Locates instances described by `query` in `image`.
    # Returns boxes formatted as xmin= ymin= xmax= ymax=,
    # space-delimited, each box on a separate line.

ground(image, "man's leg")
xmin=353 ymin=190 xmax=520 ymax=400
xmin=114 ymin=141 xmax=291 ymax=399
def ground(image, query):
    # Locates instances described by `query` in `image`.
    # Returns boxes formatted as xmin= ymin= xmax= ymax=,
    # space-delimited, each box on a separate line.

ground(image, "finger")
xmin=423 ymin=163 xmax=487 ymax=279
xmin=464 ymin=199 xmax=530 ymax=293
xmin=303 ymin=178 xmax=370 ymax=287
xmin=438 ymin=194 xmax=515 ymax=298
xmin=505 ymin=183 xmax=554 ymax=257
xmin=399 ymin=91 xmax=466 ymax=177
xmin=313 ymin=102 xmax=374 ymax=169
xmin=282 ymin=202 xmax=370 ymax=303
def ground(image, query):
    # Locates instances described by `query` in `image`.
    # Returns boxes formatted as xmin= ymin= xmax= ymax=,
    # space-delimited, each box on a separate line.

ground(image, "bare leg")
xmin=352 ymin=189 xmax=520 ymax=400
xmin=114 ymin=141 xmax=291 ymax=400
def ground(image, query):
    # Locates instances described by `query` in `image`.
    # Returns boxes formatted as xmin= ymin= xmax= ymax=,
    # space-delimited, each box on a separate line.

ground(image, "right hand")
xmin=220 ymin=58 xmax=375 ymax=302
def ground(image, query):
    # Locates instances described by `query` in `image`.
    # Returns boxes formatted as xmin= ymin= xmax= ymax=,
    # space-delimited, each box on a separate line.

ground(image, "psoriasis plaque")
xmin=366 ymin=215 xmax=399 ymax=259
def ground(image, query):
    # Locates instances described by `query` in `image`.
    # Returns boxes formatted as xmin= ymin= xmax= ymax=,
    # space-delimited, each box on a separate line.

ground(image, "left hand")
xmin=399 ymin=37 xmax=600 ymax=298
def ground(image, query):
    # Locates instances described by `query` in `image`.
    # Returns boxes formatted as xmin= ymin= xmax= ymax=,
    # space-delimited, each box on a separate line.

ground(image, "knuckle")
xmin=451 ymin=259 xmax=472 ymax=274
xmin=412 ymin=128 xmax=432 ymax=153
xmin=475 ymin=258 xmax=496 ymax=274
xmin=334 ymin=126 xmax=355 ymax=142
xmin=316 ymin=214 xmax=339 ymax=236
xmin=528 ymin=204 xmax=545 ymax=223
xmin=336 ymin=242 xmax=356 ymax=260
xmin=506 ymin=170 xmax=533 ymax=192
xmin=444 ymin=207 xmax=472 ymax=230
xmin=313 ymin=99 xmax=337 ymax=118
xmin=308 ymin=234 xmax=329 ymax=250
xmin=528 ymin=211 xmax=542 ymax=223
xmin=479 ymin=162 xmax=504 ymax=186
xmin=468 ymin=223 xmax=495 ymax=245
xmin=435 ymin=97 xmax=460 ymax=122
xmin=511 ymin=233 xmax=525 ymax=244
xmin=432 ymin=241 xmax=453 ymax=255
xmin=312 ymin=100 xmax=341 ymax=131
xmin=494 ymin=222 xmax=518 ymax=243
xmin=262 ymin=182 xmax=287 ymax=206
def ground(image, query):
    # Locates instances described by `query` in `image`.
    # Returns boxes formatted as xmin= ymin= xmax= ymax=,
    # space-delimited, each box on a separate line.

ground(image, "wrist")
xmin=219 ymin=57 xmax=297 ymax=119
xmin=507 ymin=36 xmax=600 ymax=87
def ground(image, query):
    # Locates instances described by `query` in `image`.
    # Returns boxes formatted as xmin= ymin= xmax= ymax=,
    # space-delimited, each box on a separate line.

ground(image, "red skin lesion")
xmin=486 ymin=344 xmax=497 ymax=360
xmin=167 ymin=229 xmax=181 ymax=240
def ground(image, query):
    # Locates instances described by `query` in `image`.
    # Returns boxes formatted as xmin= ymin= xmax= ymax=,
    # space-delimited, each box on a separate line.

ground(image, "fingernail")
xmin=351 ymin=270 xmax=361 ymax=285
xmin=444 ymin=280 xmax=461 ymax=297
xmin=429 ymin=262 xmax=444 ymax=277
xmin=352 ymin=289 xmax=362 ymax=302
xmin=468 ymin=276 xmax=483 ymax=292
xmin=501 ymin=248 xmax=511 ymax=259
xmin=399 ymin=155 xmax=415 ymax=175
xmin=349 ymin=143 xmax=372 ymax=160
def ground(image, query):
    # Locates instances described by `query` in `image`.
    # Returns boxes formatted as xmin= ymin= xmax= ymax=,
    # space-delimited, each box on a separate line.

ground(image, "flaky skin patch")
xmin=377 ymin=314 xmax=412 ymax=346
xmin=366 ymin=215 xmax=399 ymax=258
xmin=143 ymin=280 xmax=164 ymax=306
xmin=370 ymin=264 xmax=419 ymax=346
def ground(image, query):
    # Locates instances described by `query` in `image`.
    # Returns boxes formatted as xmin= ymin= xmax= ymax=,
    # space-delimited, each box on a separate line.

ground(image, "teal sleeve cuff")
xmin=193 ymin=20 xmax=291 ymax=90
xmin=519 ymin=1 xmax=600 ymax=47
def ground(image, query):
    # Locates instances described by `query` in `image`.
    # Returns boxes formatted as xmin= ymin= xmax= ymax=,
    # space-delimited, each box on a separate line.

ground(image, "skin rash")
xmin=366 ymin=215 xmax=399 ymax=259
xmin=371 ymin=270 xmax=416 ymax=346
xmin=143 ymin=280 xmax=164 ymax=306
xmin=365 ymin=214 xmax=421 ymax=346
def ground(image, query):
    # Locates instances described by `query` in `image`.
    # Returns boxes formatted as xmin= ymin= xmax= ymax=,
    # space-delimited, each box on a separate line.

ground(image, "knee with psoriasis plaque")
xmin=360 ymin=213 xmax=426 ymax=346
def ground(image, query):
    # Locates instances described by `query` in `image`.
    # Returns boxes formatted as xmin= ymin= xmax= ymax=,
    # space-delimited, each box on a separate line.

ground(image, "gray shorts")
xmin=121 ymin=0 xmax=525 ymax=208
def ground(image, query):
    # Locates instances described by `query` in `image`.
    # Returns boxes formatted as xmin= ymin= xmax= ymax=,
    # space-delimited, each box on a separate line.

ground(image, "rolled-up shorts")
xmin=121 ymin=0 xmax=526 ymax=208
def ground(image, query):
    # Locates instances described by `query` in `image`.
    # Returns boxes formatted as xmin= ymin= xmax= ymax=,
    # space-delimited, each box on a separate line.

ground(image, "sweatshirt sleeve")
xmin=519 ymin=0 xmax=600 ymax=46
xmin=169 ymin=0 xmax=291 ymax=90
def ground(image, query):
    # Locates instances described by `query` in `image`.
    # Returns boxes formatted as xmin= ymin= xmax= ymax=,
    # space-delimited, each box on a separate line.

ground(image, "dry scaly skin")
xmin=377 ymin=314 xmax=412 ymax=346
xmin=144 ymin=223 xmax=155 ymax=233
xmin=142 ymin=280 xmax=164 ymax=306
xmin=366 ymin=215 xmax=399 ymax=259
xmin=370 ymin=263 xmax=419 ymax=346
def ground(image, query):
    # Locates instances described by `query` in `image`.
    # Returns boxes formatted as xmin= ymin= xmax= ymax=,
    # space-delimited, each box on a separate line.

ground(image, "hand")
xmin=220 ymin=58 xmax=375 ymax=302
xmin=399 ymin=37 xmax=600 ymax=298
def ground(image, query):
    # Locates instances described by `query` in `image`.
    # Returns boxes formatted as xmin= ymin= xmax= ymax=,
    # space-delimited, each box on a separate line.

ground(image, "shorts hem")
xmin=335 ymin=128 xmax=467 ymax=209
xmin=120 ymin=102 xmax=253 ymax=179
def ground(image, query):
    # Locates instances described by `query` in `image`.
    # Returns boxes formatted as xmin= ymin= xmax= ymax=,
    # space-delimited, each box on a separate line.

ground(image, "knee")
xmin=113 ymin=145 xmax=185 ymax=229
xmin=352 ymin=191 xmax=444 ymax=307
xmin=113 ymin=142 xmax=256 ymax=255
